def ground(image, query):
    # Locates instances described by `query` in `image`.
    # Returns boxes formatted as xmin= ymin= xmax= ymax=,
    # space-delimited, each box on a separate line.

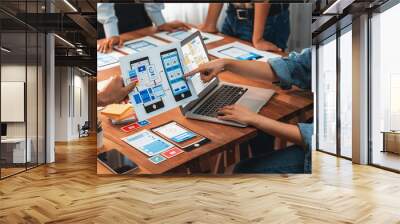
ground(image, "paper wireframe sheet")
xmin=208 ymin=41 xmax=281 ymax=62
xmin=97 ymin=49 xmax=125 ymax=71
xmin=119 ymin=42 xmax=198 ymax=121
xmin=117 ymin=36 xmax=167 ymax=55
xmin=154 ymin=28 xmax=223 ymax=44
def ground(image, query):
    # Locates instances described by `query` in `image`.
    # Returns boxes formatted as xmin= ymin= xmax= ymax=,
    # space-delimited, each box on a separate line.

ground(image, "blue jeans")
xmin=221 ymin=6 xmax=290 ymax=50
xmin=234 ymin=132 xmax=306 ymax=174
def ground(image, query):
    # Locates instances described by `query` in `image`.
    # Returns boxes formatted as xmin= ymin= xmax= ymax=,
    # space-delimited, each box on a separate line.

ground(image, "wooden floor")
xmin=0 ymin=136 xmax=400 ymax=224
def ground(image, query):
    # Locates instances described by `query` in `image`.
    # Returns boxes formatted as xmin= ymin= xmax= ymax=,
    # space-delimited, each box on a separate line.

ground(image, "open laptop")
xmin=180 ymin=32 xmax=275 ymax=127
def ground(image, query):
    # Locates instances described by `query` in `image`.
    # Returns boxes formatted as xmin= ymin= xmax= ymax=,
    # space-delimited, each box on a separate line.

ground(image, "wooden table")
xmin=97 ymin=26 xmax=313 ymax=175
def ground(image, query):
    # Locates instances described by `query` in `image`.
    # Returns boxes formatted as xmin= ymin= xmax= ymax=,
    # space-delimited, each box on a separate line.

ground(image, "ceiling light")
xmin=54 ymin=34 xmax=75 ymax=48
xmin=63 ymin=0 xmax=78 ymax=12
xmin=323 ymin=0 xmax=354 ymax=15
xmin=78 ymin=67 xmax=93 ymax=76
xmin=1 ymin=47 xmax=11 ymax=53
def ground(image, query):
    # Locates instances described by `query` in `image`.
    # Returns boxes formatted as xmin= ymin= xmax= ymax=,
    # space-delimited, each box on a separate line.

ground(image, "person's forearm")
xmin=205 ymin=3 xmax=223 ymax=28
xmin=97 ymin=91 xmax=108 ymax=107
xmin=249 ymin=115 xmax=304 ymax=146
xmin=224 ymin=59 xmax=279 ymax=82
xmin=253 ymin=3 xmax=270 ymax=43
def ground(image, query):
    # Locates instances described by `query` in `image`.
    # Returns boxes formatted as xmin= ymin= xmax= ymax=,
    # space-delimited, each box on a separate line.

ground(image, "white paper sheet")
xmin=208 ymin=41 xmax=281 ymax=62
xmin=116 ymin=36 xmax=167 ymax=55
xmin=121 ymin=130 xmax=174 ymax=157
xmin=154 ymin=28 xmax=223 ymax=44
xmin=120 ymin=42 xmax=198 ymax=121
xmin=97 ymin=50 xmax=125 ymax=71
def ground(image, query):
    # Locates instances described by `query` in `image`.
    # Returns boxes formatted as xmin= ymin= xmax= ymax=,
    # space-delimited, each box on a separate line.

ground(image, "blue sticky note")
xmin=137 ymin=120 xmax=150 ymax=127
xmin=149 ymin=154 xmax=166 ymax=164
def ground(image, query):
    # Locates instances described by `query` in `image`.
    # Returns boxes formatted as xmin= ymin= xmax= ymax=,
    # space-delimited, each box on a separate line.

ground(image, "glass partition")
xmin=0 ymin=1 xmax=46 ymax=179
xmin=317 ymin=36 xmax=337 ymax=154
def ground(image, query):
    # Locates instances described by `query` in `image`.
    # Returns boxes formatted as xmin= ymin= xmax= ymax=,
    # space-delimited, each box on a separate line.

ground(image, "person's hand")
xmin=98 ymin=76 xmax=137 ymax=106
xmin=184 ymin=59 xmax=227 ymax=82
xmin=198 ymin=23 xmax=218 ymax=33
xmin=97 ymin=36 xmax=124 ymax=53
xmin=217 ymin=104 xmax=260 ymax=125
xmin=252 ymin=38 xmax=282 ymax=52
xmin=157 ymin=21 xmax=191 ymax=32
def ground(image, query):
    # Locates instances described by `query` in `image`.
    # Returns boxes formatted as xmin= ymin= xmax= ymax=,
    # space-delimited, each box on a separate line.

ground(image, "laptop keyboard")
xmin=193 ymin=85 xmax=248 ymax=117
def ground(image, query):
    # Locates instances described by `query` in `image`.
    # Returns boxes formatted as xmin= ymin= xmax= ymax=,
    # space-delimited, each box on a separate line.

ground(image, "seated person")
xmin=200 ymin=3 xmax=290 ymax=52
xmin=98 ymin=3 xmax=190 ymax=53
xmin=185 ymin=48 xmax=312 ymax=173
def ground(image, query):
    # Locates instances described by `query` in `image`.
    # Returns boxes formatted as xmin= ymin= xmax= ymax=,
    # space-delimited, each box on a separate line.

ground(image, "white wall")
xmin=54 ymin=67 xmax=89 ymax=141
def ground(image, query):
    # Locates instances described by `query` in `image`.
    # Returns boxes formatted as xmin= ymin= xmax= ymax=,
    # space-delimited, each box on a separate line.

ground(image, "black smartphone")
xmin=160 ymin=48 xmax=192 ymax=102
xmin=97 ymin=149 xmax=138 ymax=174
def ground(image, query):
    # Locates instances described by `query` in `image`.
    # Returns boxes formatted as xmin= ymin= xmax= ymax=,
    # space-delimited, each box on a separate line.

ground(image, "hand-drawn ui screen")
xmin=120 ymin=42 xmax=198 ymax=121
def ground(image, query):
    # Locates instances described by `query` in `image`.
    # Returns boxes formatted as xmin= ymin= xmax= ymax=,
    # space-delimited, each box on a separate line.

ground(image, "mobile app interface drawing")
xmin=129 ymin=57 xmax=165 ymax=113
xmin=160 ymin=49 xmax=192 ymax=101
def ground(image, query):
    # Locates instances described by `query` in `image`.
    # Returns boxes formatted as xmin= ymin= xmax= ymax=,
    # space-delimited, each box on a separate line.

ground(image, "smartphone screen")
xmin=97 ymin=149 xmax=138 ymax=174
xmin=160 ymin=49 xmax=192 ymax=102
xmin=152 ymin=121 xmax=209 ymax=150
xmin=130 ymin=57 xmax=165 ymax=113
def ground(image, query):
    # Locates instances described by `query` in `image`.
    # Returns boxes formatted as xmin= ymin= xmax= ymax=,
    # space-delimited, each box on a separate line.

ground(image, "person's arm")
xmin=97 ymin=3 xmax=123 ymax=53
xmin=185 ymin=58 xmax=279 ymax=83
xmin=217 ymin=105 xmax=304 ymax=145
xmin=144 ymin=3 xmax=166 ymax=27
xmin=97 ymin=76 xmax=137 ymax=107
xmin=252 ymin=3 xmax=281 ymax=52
xmin=97 ymin=3 xmax=119 ymax=38
xmin=145 ymin=3 xmax=190 ymax=32
xmin=199 ymin=3 xmax=223 ymax=33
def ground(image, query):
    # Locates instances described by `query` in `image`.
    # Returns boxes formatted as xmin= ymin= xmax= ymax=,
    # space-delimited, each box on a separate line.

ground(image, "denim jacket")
xmin=268 ymin=48 xmax=313 ymax=173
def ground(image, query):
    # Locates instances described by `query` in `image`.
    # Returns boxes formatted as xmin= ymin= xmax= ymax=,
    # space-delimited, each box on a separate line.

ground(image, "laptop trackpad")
xmin=238 ymin=97 xmax=264 ymax=111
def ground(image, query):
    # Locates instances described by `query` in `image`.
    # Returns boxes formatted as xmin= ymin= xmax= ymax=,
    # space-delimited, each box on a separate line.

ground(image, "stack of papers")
xmin=101 ymin=104 xmax=136 ymax=122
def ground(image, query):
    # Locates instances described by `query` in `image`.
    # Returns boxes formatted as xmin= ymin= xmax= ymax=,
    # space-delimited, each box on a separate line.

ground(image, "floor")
xmin=372 ymin=150 xmax=400 ymax=171
xmin=0 ymin=136 xmax=400 ymax=223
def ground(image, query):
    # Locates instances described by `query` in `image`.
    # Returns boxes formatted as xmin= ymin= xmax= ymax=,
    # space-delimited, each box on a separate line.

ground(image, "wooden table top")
xmin=97 ymin=26 xmax=313 ymax=175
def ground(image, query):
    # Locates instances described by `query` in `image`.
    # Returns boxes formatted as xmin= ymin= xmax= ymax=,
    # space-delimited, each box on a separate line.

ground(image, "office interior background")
xmin=0 ymin=0 xmax=97 ymax=179
xmin=0 ymin=0 xmax=399 ymax=222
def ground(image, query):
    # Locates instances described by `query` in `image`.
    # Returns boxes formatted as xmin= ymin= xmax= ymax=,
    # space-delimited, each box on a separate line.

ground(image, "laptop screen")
xmin=181 ymin=33 xmax=215 ymax=95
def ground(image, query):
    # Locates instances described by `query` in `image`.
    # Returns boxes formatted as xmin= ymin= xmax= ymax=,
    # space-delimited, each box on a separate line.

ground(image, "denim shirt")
xmin=268 ymin=48 xmax=312 ymax=173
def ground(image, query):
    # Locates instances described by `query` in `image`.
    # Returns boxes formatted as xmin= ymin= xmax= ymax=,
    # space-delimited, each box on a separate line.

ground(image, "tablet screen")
xmin=152 ymin=121 xmax=208 ymax=149
xmin=181 ymin=35 xmax=213 ymax=94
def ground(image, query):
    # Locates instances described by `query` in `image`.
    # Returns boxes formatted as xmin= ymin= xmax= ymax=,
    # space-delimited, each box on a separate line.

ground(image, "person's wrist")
xmin=223 ymin=58 xmax=234 ymax=71
xmin=252 ymin=36 xmax=263 ymax=44
xmin=98 ymin=91 xmax=110 ymax=107
xmin=247 ymin=114 xmax=263 ymax=127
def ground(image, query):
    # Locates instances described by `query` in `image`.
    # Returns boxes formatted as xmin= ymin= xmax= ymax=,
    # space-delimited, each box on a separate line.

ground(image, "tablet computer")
xmin=152 ymin=121 xmax=210 ymax=151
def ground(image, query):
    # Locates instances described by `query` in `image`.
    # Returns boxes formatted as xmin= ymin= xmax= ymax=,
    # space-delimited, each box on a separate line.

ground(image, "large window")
xmin=317 ymin=36 xmax=337 ymax=154
xmin=339 ymin=28 xmax=352 ymax=158
xmin=370 ymin=2 xmax=400 ymax=171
